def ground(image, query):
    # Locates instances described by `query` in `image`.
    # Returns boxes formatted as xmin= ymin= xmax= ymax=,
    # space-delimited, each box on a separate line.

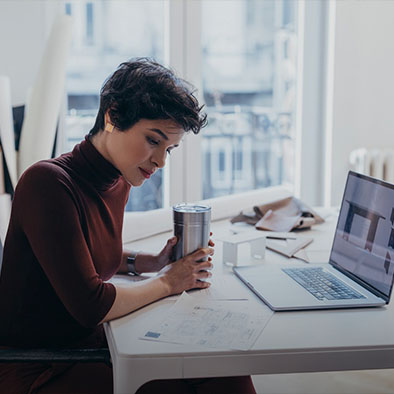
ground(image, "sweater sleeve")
xmin=15 ymin=163 xmax=116 ymax=328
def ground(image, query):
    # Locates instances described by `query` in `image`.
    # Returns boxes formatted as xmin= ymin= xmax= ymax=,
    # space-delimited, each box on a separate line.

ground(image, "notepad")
xmin=265 ymin=236 xmax=313 ymax=258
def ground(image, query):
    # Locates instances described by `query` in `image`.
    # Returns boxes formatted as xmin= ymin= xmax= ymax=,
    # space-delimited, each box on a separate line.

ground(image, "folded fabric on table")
xmin=231 ymin=196 xmax=324 ymax=232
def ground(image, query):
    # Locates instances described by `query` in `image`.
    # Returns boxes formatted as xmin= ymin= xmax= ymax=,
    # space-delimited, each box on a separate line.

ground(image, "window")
xmin=63 ymin=1 xmax=165 ymax=211
xmin=62 ymin=0 xmax=309 ymax=213
xmin=200 ymin=0 xmax=297 ymax=199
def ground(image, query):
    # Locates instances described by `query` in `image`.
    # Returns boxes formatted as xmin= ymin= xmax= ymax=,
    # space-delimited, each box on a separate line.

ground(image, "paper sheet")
xmin=190 ymin=274 xmax=250 ymax=300
xmin=164 ymin=274 xmax=251 ymax=301
xmin=256 ymin=209 xmax=301 ymax=232
xmin=140 ymin=292 xmax=273 ymax=351
xmin=109 ymin=271 xmax=250 ymax=300
xmin=293 ymin=247 xmax=331 ymax=264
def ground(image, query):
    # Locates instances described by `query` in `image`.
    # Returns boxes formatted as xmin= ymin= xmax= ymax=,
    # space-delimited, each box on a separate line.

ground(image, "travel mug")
xmin=172 ymin=203 xmax=211 ymax=262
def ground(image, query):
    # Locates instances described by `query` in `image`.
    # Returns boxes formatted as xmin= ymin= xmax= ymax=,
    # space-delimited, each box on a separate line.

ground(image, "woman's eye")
xmin=147 ymin=137 xmax=159 ymax=146
xmin=166 ymin=148 xmax=172 ymax=155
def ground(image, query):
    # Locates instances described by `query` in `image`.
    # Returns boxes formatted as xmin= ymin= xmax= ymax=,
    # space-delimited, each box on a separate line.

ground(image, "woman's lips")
xmin=139 ymin=167 xmax=151 ymax=179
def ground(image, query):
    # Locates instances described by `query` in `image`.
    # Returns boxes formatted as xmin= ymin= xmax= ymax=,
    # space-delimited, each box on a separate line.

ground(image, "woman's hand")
xmin=155 ymin=232 xmax=215 ymax=271
xmin=158 ymin=247 xmax=214 ymax=295
xmin=155 ymin=236 xmax=178 ymax=270
xmin=208 ymin=232 xmax=215 ymax=248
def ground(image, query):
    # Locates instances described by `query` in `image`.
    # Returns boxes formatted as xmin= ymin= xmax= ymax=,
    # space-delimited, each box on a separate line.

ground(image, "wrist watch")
xmin=127 ymin=251 xmax=139 ymax=276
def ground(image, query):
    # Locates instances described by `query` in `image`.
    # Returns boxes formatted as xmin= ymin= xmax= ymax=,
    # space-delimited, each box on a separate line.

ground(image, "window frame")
xmin=163 ymin=0 xmax=327 ymax=207
xmin=56 ymin=0 xmax=328 ymax=240
xmin=165 ymin=0 xmax=203 ymax=206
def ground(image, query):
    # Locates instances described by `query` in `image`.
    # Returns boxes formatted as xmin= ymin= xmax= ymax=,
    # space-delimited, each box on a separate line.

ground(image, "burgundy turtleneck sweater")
xmin=0 ymin=137 xmax=130 ymax=348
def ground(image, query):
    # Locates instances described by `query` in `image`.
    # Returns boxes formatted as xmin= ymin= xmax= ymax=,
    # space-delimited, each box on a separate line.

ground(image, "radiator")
xmin=349 ymin=148 xmax=394 ymax=183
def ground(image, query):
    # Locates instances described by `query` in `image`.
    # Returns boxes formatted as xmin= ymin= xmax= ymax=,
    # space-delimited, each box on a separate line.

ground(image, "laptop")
xmin=233 ymin=171 xmax=394 ymax=311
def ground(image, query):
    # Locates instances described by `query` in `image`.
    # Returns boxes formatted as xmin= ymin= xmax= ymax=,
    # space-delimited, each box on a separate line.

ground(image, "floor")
xmin=252 ymin=369 xmax=394 ymax=394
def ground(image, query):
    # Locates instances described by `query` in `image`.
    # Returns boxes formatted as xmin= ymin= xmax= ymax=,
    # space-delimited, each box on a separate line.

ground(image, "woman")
xmin=0 ymin=58 xmax=256 ymax=393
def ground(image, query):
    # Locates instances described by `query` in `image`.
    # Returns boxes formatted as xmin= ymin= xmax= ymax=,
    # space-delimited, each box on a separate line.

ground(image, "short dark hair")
xmin=89 ymin=58 xmax=207 ymax=136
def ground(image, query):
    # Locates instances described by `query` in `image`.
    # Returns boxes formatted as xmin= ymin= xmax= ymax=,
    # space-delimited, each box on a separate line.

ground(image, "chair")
xmin=0 ymin=239 xmax=111 ymax=366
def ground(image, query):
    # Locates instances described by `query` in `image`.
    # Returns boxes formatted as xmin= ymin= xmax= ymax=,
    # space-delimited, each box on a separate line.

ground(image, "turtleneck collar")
xmin=69 ymin=136 xmax=122 ymax=191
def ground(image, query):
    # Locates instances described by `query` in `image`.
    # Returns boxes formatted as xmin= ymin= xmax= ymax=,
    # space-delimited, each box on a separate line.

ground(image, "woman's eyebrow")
xmin=148 ymin=128 xmax=169 ymax=140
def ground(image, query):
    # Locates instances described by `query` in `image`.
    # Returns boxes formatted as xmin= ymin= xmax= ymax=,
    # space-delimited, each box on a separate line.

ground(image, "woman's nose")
xmin=152 ymin=149 xmax=166 ymax=169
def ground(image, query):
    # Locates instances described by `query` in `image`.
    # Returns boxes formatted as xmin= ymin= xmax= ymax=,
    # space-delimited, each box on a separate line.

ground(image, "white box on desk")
xmin=218 ymin=232 xmax=266 ymax=266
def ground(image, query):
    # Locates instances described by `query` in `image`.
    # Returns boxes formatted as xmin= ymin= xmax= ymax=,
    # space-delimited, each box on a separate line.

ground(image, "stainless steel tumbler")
xmin=172 ymin=203 xmax=211 ymax=261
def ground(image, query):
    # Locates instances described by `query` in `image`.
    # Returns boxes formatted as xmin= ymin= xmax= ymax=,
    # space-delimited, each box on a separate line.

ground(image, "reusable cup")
xmin=172 ymin=203 xmax=211 ymax=261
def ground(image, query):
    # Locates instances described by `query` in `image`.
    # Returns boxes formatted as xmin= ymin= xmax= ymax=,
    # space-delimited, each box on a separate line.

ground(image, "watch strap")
xmin=127 ymin=251 xmax=139 ymax=275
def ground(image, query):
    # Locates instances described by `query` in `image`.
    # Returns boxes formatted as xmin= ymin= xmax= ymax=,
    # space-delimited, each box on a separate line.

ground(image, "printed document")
xmin=140 ymin=292 xmax=273 ymax=351
xmin=190 ymin=274 xmax=250 ymax=300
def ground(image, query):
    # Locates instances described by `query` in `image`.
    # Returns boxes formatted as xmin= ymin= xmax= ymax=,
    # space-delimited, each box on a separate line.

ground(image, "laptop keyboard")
xmin=282 ymin=267 xmax=366 ymax=301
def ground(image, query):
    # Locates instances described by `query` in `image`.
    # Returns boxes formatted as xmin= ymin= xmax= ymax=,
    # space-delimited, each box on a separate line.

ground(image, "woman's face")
xmin=99 ymin=118 xmax=184 ymax=186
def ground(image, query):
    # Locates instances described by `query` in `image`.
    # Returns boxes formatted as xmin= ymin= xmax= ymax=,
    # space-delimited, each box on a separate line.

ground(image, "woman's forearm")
xmin=100 ymin=276 xmax=170 ymax=323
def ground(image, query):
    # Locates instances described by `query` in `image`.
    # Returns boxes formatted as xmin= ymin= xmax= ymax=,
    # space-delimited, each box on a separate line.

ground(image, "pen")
xmin=266 ymin=235 xmax=297 ymax=240
xmin=230 ymin=229 xmax=297 ymax=240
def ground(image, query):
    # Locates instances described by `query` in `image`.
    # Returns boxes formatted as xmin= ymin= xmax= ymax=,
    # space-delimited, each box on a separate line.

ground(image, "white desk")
xmin=105 ymin=210 xmax=394 ymax=394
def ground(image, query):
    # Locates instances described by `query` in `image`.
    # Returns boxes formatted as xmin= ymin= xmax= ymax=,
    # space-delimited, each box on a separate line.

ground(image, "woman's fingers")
xmin=162 ymin=245 xmax=215 ymax=294
xmin=194 ymin=279 xmax=211 ymax=288
xmin=164 ymin=236 xmax=177 ymax=252
xmin=196 ymin=260 xmax=213 ymax=271
xmin=158 ymin=236 xmax=177 ymax=258
xmin=197 ymin=270 xmax=212 ymax=279
xmin=209 ymin=232 xmax=215 ymax=247
xmin=169 ymin=236 xmax=177 ymax=244
xmin=190 ymin=247 xmax=214 ymax=261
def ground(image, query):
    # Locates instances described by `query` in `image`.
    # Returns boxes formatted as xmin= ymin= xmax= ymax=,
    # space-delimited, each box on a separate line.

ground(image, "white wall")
xmin=0 ymin=1 xmax=60 ymax=106
xmin=327 ymin=0 xmax=394 ymax=205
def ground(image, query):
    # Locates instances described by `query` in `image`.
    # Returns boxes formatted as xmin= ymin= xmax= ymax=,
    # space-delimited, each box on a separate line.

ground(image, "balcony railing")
xmin=202 ymin=106 xmax=294 ymax=199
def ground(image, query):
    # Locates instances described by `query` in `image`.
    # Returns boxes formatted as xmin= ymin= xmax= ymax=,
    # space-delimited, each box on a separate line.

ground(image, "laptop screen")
xmin=330 ymin=171 xmax=394 ymax=298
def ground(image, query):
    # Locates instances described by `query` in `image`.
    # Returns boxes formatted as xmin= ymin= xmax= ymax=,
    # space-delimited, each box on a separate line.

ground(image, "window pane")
xmin=64 ymin=0 xmax=165 ymax=211
xmin=201 ymin=0 xmax=297 ymax=199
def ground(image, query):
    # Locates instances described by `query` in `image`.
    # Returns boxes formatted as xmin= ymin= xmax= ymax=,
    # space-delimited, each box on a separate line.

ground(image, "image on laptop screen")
xmin=330 ymin=171 xmax=394 ymax=298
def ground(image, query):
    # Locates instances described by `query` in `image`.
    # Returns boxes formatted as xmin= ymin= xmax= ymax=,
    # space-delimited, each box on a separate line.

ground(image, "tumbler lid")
xmin=173 ymin=203 xmax=211 ymax=224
